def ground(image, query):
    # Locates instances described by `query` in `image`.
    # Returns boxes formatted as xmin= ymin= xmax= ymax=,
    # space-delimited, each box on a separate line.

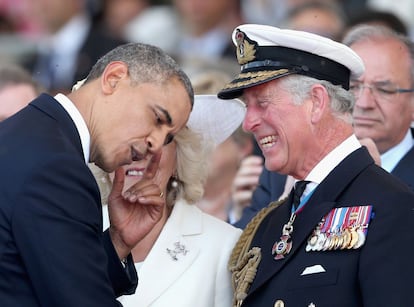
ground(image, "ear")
xmin=309 ymin=84 xmax=329 ymax=124
xmin=101 ymin=61 xmax=129 ymax=95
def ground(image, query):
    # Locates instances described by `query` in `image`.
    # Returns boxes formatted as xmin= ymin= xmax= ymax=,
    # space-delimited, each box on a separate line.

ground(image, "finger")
xmin=233 ymin=190 xmax=253 ymax=204
xmin=143 ymin=151 xmax=162 ymax=180
xmin=123 ymin=183 xmax=161 ymax=202
xmin=109 ymin=167 xmax=125 ymax=199
xmin=237 ymin=164 xmax=264 ymax=176
xmin=137 ymin=195 xmax=165 ymax=205
xmin=233 ymin=176 xmax=260 ymax=191
xmin=241 ymin=155 xmax=264 ymax=167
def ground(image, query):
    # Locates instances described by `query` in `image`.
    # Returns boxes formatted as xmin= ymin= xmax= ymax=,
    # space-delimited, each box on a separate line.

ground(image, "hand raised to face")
xmin=107 ymin=152 xmax=165 ymax=259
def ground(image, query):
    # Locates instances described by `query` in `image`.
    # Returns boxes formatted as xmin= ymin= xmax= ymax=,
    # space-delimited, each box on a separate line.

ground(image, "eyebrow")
xmin=155 ymin=105 xmax=173 ymax=126
xmin=351 ymin=79 xmax=393 ymax=84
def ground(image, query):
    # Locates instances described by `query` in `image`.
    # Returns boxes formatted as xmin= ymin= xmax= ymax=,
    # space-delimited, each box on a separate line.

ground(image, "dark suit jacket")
xmin=390 ymin=129 xmax=414 ymax=190
xmin=236 ymin=139 xmax=414 ymax=229
xmin=0 ymin=94 xmax=137 ymax=306
xmin=240 ymin=147 xmax=414 ymax=306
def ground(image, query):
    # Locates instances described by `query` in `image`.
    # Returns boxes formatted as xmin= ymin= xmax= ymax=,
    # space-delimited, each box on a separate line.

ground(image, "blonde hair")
xmin=172 ymin=127 xmax=213 ymax=204
xmin=88 ymin=163 xmax=112 ymax=205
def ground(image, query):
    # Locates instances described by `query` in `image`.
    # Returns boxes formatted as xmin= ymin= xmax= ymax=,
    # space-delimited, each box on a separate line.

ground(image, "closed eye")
xmin=155 ymin=112 xmax=163 ymax=125
xmin=164 ymin=134 xmax=174 ymax=145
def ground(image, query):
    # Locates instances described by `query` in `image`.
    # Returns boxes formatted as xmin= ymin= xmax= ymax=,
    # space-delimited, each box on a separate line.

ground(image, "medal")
xmin=306 ymin=220 xmax=323 ymax=252
xmin=348 ymin=227 xmax=359 ymax=249
xmin=323 ymin=234 xmax=332 ymax=251
xmin=353 ymin=227 xmax=366 ymax=249
xmin=334 ymin=232 xmax=344 ymax=250
xmin=273 ymin=181 xmax=314 ymax=260
xmin=306 ymin=205 xmax=373 ymax=252
xmin=272 ymin=214 xmax=295 ymax=260
xmin=340 ymin=228 xmax=352 ymax=249
xmin=315 ymin=232 xmax=327 ymax=251
xmin=328 ymin=233 xmax=338 ymax=250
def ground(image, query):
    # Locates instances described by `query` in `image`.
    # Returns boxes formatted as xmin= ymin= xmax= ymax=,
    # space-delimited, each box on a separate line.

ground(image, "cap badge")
xmin=235 ymin=29 xmax=256 ymax=65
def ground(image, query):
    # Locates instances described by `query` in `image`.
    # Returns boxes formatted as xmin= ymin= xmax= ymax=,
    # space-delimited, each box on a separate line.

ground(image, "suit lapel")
xmin=135 ymin=201 xmax=201 ymax=306
xmin=391 ymin=147 xmax=414 ymax=191
xmin=248 ymin=147 xmax=375 ymax=295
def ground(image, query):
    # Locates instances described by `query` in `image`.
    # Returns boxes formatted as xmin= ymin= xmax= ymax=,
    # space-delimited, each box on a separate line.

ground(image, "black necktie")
xmin=292 ymin=180 xmax=310 ymax=210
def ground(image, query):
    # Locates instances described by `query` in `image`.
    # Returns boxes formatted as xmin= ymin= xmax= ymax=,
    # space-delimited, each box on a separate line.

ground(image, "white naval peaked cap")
xmin=187 ymin=95 xmax=245 ymax=146
xmin=218 ymin=24 xmax=365 ymax=99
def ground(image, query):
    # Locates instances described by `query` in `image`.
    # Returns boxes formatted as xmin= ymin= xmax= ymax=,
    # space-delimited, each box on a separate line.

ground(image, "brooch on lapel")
xmin=306 ymin=205 xmax=373 ymax=252
xmin=166 ymin=241 xmax=188 ymax=261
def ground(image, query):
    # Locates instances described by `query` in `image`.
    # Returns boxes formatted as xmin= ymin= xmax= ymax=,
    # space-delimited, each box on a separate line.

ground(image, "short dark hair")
xmin=86 ymin=42 xmax=194 ymax=107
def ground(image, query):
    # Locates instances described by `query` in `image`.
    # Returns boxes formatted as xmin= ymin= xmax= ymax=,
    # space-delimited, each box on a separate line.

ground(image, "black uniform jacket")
xmin=235 ymin=147 xmax=414 ymax=307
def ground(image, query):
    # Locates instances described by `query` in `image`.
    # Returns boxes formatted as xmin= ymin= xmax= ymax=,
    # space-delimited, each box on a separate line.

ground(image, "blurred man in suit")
xmin=344 ymin=24 xmax=414 ymax=189
xmin=22 ymin=0 xmax=126 ymax=94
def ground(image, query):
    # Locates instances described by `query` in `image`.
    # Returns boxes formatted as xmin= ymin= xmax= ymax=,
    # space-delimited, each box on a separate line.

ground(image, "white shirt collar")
xmin=38 ymin=13 xmax=90 ymax=87
xmin=179 ymin=26 xmax=229 ymax=58
xmin=381 ymin=129 xmax=414 ymax=172
xmin=300 ymin=135 xmax=361 ymax=196
xmin=43 ymin=13 xmax=90 ymax=55
xmin=54 ymin=93 xmax=90 ymax=163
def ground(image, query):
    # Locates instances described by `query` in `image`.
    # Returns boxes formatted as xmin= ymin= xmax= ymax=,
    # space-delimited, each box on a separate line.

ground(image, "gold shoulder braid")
xmin=229 ymin=198 xmax=287 ymax=307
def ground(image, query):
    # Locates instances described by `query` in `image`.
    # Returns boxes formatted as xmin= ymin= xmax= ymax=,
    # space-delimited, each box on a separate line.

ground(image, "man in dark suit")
xmin=233 ymin=24 xmax=414 ymax=229
xmin=0 ymin=42 xmax=194 ymax=306
xmin=218 ymin=24 xmax=414 ymax=306
xmin=344 ymin=24 xmax=414 ymax=189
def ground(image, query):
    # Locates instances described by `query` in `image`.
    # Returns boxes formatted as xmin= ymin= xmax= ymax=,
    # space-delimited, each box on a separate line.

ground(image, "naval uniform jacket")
xmin=233 ymin=147 xmax=414 ymax=306
xmin=0 ymin=94 xmax=137 ymax=306
xmin=116 ymin=199 xmax=242 ymax=307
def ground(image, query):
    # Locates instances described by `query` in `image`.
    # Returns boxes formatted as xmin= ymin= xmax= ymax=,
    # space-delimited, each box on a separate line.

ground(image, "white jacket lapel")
xmin=132 ymin=200 xmax=202 ymax=306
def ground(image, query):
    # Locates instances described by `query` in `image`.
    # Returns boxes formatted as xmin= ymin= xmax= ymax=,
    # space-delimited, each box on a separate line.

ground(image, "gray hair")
xmin=280 ymin=74 xmax=354 ymax=123
xmin=85 ymin=42 xmax=194 ymax=106
xmin=342 ymin=24 xmax=414 ymax=87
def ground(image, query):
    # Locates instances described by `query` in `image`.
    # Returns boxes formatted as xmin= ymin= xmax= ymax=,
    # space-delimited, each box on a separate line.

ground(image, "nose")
xmin=355 ymin=86 xmax=377 ymax=109
xmin=147 ymin=128 xmax=171 ymax=153
xmin=147 ymin=133 xmax=163 ymax=154
xmin=242 ymin=106 xmax=260 ymax=132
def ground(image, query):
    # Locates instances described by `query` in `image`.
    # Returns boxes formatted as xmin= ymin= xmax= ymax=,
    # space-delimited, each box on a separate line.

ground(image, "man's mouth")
xmin=131 ymin=148 xmax=146 ymax=162
xmin=259 ymin=135 xmax=277 ymax=148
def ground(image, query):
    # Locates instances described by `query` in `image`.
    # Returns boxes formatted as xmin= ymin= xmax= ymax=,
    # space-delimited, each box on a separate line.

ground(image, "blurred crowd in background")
xmin=0 ymin=0 xmax=413 ymax=96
